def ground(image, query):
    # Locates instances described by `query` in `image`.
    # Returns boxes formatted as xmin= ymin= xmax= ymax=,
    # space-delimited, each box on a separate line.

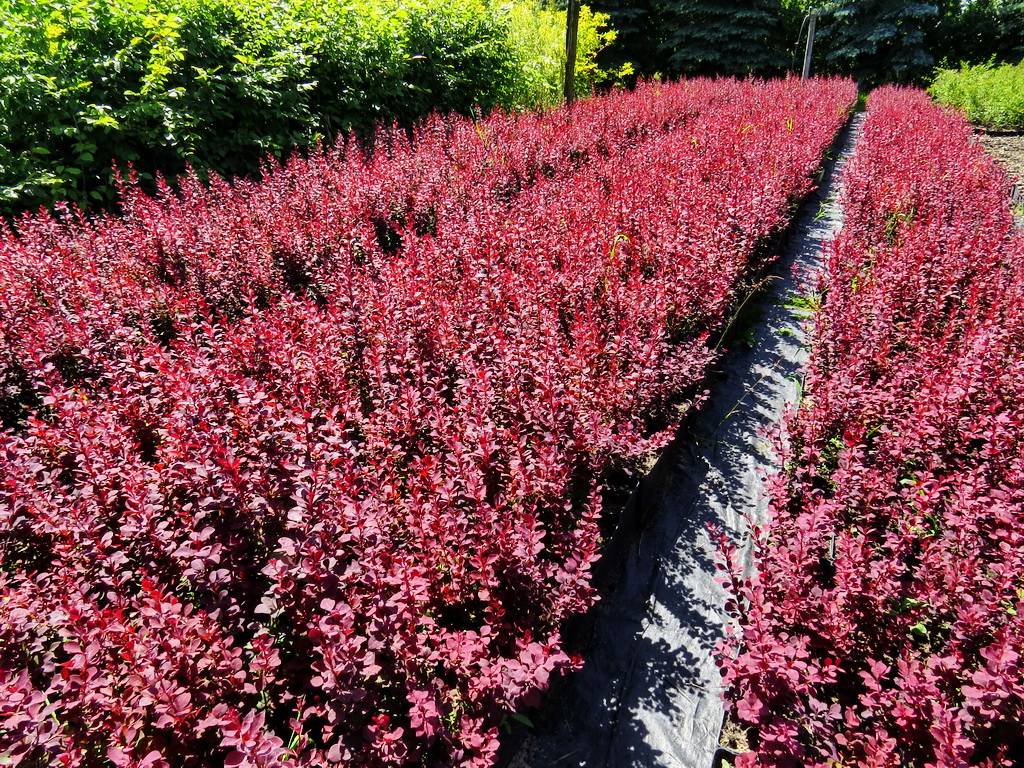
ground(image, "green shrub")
xmin=929 ymin=59 xmax=1024 ymax=130
xmin=1 ymin=0 xmax=358 ymax=211
xmin=504 ymin=0 xmax=629 ymax=109
xmin=2 ymin=0 xmax=621 ymax=215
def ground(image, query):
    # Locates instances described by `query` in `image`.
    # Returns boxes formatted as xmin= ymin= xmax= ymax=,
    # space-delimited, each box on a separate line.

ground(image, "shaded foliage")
xmin=817 ymin=0 xmax=939 ymax=85
xmin=656 ymin=0 xmax=787 ymax=76
xmin=931 ymin=0 xmax=1024 ymax=67
xmin=595 ymin=0 xmax=1022 ymax=85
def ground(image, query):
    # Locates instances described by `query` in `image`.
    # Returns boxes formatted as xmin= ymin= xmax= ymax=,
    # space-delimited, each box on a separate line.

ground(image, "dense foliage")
xmin=0 ymin=0 xmax=620 ymax=215
xmin=589 ymin=0 xmax=791 ymax=78
xmin=816 ymin=0 xmax=938 ymax=85
xmin=656 ymin=0 xmax=786 ymax=76
xmin=592 ymin=0 xmax=939 ymax=82
xmin=0 ymin=77 xmax=856 ymax=768
xmin=585 ymin=0 xmax=660 ymax=76
xmin=932 ymin=0 xmax=1024 ymax=67
xmin=721 ymin=87 xmax=1024 ymax=766
xmin=504 ymin=0 xmax=630 ymax=109
xmin=930 ymin=60 xmax=1024 ymax=130
xmin=594 ymin=0 xmax=1023 ymax=85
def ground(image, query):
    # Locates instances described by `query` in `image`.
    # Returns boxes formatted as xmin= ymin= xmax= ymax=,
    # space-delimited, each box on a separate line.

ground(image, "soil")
xmin=977 ymin=130 xmax=1024 ymax=183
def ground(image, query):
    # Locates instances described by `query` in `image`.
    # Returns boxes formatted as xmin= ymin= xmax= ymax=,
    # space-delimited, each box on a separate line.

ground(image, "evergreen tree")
xmin=586 ymin=0 xmax=663 ymax=76
xmin=820 ymin=0 xmax=938 ymax=84
xmin=931 ymin=0 xmax=970 ymax=65
xmin=654 ymin=0 xmax=787 ymax=77
xmin=932 ymin=0 xmax=1007 ymax=66
xmin=994 ymin=0 xmax=1024 ymax=61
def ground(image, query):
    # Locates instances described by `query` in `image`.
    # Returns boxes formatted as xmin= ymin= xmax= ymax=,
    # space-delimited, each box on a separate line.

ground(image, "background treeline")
xmin=0 ymin=0 xmax=625 ymax=214
xmin=592 ymin=0 xmax=1024 ymax=85
xmin=5 ymin=0 xmax=1022 ymax=216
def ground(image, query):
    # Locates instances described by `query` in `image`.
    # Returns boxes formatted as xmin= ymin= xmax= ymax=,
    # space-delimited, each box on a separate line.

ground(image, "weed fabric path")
xmin=503 ymin=113 xmax=865 ymax=768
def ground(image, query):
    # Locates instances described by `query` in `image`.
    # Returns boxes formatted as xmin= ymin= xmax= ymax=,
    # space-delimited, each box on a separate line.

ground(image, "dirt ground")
xmin=977 ymin=131 xmax=1024 ymax=184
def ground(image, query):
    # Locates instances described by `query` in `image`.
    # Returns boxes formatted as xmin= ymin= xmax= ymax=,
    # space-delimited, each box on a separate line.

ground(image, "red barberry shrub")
xmin=0 ymin=77 xmax=855 ymax=767
xmin=721 ymin=87 xmax=1024 ymax=767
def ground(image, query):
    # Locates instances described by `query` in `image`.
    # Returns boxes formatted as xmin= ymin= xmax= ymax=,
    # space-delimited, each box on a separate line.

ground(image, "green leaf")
xmin=510 ymin=713 xmax=534 ymax=728
xmin=87 ymin=114 xmax=121 ymax=129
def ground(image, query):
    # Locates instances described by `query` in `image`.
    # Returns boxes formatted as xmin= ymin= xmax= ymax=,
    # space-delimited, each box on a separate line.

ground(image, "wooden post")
xmin=801 ymin=12 xmax=818 ymax=81
xmin=564 ymin=0 xmax=581 ymax=103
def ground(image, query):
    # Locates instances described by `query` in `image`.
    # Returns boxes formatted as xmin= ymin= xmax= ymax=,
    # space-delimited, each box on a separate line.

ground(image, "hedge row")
xmin=0 ymin=0 xmax=620 ymax=215
xmin=930 ymin=59 xmax=1024 ymax=130
xmin=0 ymin=77 xmax=856 ymax=768
xmin=721 ymin=87 xmax=1024 ymax=766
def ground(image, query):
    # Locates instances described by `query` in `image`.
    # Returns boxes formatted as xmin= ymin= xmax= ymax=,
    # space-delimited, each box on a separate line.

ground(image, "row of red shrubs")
xmin=0 ymin=77 xmax=713 ymax=405
xmin=722 ymin=88 xmax=1024 ymax=766
xmin=0 ymin=78 xmax=855 ymax=767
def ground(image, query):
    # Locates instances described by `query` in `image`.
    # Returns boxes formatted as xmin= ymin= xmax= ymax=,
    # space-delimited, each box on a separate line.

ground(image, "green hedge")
xmin=505 ymin=0 xmax=629 ymax=109
xmin=930 ymin=60 xmax=1024 ymax=130
xmin=0 ymin=0 xmax=621 ymax=214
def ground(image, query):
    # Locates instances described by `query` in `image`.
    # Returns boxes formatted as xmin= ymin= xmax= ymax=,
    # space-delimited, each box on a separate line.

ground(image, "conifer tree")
xmin=821 ymin=0 xmax=938 ymax=84
xmin=586 ymin=0 xmax=663 ymax=75
xmin=654 ymin=0 xmax=787 ymax=76
xmin=994 ymin=0 xmax=1024 ymax=60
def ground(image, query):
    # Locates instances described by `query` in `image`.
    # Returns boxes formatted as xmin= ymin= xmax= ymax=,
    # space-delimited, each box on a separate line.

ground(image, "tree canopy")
xmin=589 ymin=0 xmax=1022 ymax=85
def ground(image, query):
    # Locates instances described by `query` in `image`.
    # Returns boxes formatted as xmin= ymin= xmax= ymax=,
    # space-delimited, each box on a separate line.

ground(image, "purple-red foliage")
xmin=0 ymin=78 xmax=855 ymax=767
xmin=721 ymin=87 xmax=1024 ymax=767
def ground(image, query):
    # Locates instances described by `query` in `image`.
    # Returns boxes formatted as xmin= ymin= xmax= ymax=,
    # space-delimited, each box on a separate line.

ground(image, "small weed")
xmin=783 ymin=291 xmax=822 ymax=318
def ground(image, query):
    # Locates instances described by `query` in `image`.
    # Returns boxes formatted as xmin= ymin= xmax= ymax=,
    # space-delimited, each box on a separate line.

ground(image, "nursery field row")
xmin=0 ymin=78 xmax=856 ymax=768
xmin=722 ymin=88 xmax=1024 ymax=766
xmin=1 ymin=76 xmax=727 ymax=403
